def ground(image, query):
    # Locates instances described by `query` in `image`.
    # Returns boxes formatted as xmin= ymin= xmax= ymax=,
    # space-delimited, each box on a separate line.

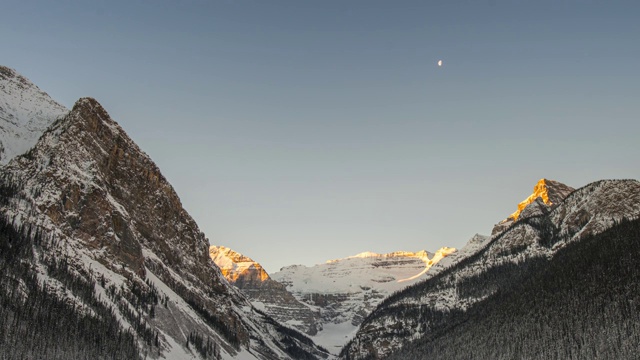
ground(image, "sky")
xmin=2 ymin=1 xmax=640 ymax=273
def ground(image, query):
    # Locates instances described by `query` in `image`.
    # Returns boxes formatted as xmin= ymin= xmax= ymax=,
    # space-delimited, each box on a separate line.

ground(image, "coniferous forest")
xmin=383 ymin=218 xmax=640 ymax=360
xmin=0 ymin=215 xmax=141 ymax=359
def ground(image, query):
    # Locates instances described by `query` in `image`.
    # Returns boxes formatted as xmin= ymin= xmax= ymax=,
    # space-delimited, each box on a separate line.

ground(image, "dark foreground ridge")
xmin=386 ymin=217 xmax=640 ymax=359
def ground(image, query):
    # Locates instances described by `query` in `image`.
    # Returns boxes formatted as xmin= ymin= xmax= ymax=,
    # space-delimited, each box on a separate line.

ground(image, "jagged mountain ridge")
xmin=210 ymin=246 xmax=322 ymax=336
xmin=341 ymin=179 xmax=640 ymax=359
xmin=0 ymin=67 xmax=329 ymax=360
xmin=0 ymin=65 xmax=68 ymax=164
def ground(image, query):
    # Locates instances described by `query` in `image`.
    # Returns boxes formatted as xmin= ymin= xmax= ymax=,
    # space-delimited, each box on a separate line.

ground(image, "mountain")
xmin=210 ymin=246 xmax=322 ymax=336
xmin=492 ymin=178 xmax=574 ymax=235
xmin=211 ymin=243 xmax=458 ymax=354
xmin=0 ymin=66 xmax=68 ymax=164
xmin=341 ymin=179 xmax=640 ymax=359
xmin=271 ymin=247 xmax=456 ymax=353
xmin=0 ymin=67 xmax=328 ymax=360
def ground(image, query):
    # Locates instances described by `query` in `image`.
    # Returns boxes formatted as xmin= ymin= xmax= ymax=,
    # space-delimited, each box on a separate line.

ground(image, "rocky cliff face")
xmin=210 ymin=246 xmax=322 ymax=336
xmin=271 ymin=247 xmax=456 ymax=353
xmin=342 ymin=179 xmax=640 ymax=359
xmin=0 ymin=67 xmax=328 ymax=359
xmin=210 ymin=245 xmax=271 ymax=286
xmin=492 ymin=178 xmax=574 ymax=235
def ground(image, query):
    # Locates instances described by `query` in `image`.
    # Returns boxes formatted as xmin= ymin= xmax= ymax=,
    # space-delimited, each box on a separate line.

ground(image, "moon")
xmin=437 ymin=60 xmax=443 ymax=67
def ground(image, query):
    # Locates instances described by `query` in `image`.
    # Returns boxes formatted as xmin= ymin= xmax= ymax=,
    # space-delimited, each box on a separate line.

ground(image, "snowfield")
xmin=0 ymin=66 xmax=68 ymax=165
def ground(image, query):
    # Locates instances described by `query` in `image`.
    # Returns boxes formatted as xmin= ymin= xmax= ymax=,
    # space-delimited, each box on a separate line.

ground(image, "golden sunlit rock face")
xmin=492 ymin=178 xmax=575 ymax=235
xmin=429 ymin=247 xmax=457 ymax=265
xmin=209 ymin=246 xmax=270 ymax=284
xmin=509 ymin=178 xmax=553 ymax=221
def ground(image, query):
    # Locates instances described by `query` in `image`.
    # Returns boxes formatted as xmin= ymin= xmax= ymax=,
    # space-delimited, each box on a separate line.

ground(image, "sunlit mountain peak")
xmin=209 ymin=245 xmax=270 ymax=283
xmin=509 ymin=178 xmax=574 ymax=221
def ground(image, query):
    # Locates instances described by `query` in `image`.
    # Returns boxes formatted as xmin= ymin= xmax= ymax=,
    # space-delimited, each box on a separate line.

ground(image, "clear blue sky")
xmin=3 ymin=1 xmax=639 ymax=273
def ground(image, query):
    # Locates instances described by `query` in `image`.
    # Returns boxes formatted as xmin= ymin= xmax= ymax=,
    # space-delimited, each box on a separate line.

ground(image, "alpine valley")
xmin=210 ymin=243 xmax=459 ymax=354
xmin=1 ymin=65 xmax=640 ymax=360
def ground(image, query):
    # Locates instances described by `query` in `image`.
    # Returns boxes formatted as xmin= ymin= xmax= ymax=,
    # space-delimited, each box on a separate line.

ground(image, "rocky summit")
xmin=492 ymin=178 xmax=575 ymax=235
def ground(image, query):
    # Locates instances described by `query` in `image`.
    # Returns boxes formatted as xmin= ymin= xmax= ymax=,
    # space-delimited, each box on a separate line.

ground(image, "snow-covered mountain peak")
xmin=0 ymin=65 xmax=68 ymax=165
xmin=275 ymin=247 xmax=455 ymax=295
xmin=327 ymin=249 xmax=434 ymax=263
